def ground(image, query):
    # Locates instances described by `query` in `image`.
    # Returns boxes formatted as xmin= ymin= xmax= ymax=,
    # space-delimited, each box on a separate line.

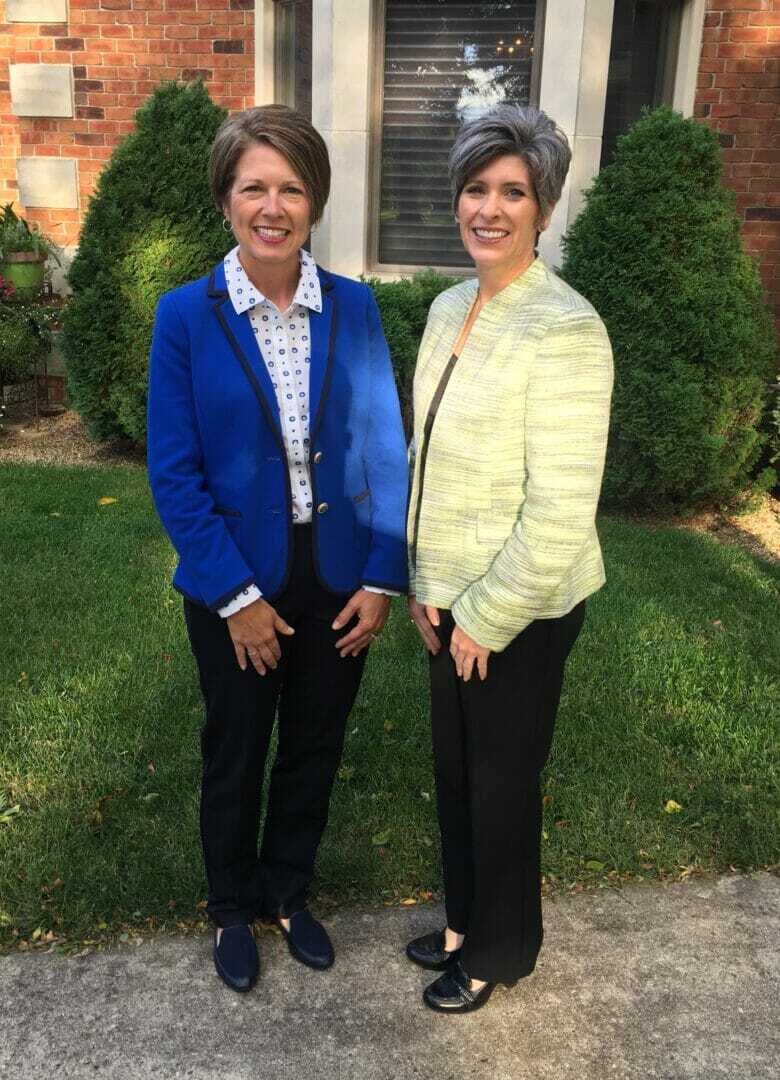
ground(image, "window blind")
xmin=377 ymin=0 xmax=539 ymax=269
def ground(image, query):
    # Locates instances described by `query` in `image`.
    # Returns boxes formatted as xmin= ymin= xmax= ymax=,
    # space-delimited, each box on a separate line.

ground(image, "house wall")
xmin=693 ymin=0 xmax=780 ymax=323
xmin=0 ymin=0 xmax=255 ymax=259
xmin=1 ymin=0 xmax=777 ymax=323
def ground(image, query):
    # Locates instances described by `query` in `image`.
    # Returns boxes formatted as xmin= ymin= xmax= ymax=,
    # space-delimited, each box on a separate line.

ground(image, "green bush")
xmin=366 ymin=270 xmax=457 ymax=434
xmin=0 ymin=293 xmax=54 ymax=386
xmin=561 ymin=107 xmax=777 ymax=511
xmin=62 ymin=81 xmax=230 ymax=442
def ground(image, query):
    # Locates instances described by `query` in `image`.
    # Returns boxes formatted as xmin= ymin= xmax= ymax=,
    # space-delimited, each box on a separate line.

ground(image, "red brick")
xmin=722 ymin=148 xmax=756 ymax=162
xmin=76 ymin=106 xmax=105 ymax=119
xmin=749 ymin=11 xmax=780 ymax=25
xmin=724 ymin=58 xmax=772 ymax=73
xmin=100 ymin=25 xmax=133 ymax=38
xmin=74 ymin=132 xmax=105 ymax=146
xmin=711 ymin=102 xmax=742 ymax=117
xmin=40 ymin=25 xmax=68 ymax=35
xmin=717 ymin=44 xmax=746 ymax=58
xmin=713 ymin=0 xmax=766 ymax=10
xmin=165 ymin=26 xmax=198 ymax=39
xmin=731 ymin=162 xmax=771 ymax=177
xmin=729 ymin=27 xmax=771 ymax=42
xmin=100 ymin=0 xmax=132 ymax=8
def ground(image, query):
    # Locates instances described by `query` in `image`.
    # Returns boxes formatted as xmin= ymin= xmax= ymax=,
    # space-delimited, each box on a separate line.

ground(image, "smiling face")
xmin=456 ymin=153 xmax=551 ymax=282
xmin=224 ymin=141 xmax=312 ymax=279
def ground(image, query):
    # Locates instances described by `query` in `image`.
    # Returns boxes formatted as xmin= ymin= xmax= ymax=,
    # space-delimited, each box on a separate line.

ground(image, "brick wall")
xmin=0 ymin=0 xmax=255 ymax=250
xmin=694 ymin=0 xmax=780 ymax=324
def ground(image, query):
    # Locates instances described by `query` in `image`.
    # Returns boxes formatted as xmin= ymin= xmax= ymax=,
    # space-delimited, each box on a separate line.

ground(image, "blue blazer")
xmin=147 ymin=261 xmax=408 ymax=612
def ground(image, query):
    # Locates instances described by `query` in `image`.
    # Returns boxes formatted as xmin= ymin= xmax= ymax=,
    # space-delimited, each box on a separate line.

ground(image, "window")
xmin=600 ymin=0 xmax=682 ymax=168
xmin=274 ymin=0 xmax=313 ymax=120
xmin=372 ymin=1 xmax=543 ymax=271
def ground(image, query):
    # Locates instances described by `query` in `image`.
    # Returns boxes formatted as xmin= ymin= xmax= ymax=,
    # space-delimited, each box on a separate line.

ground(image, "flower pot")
xmin=0 ymin=252 xmax=45 ymax=298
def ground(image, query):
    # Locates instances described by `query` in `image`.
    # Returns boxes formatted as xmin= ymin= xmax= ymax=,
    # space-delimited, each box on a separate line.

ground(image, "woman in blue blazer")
xmin=147 ymin=105 xmax=408 ymax=993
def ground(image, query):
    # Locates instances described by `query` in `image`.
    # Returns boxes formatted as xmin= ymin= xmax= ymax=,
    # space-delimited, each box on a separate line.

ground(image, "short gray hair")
xmin=449 ymin=105 xmax=571 ymax=222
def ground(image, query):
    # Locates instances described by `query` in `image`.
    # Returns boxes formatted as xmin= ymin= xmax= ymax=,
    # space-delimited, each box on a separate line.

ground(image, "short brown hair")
xmin=209 ymin=105 xmax=331 ymax=226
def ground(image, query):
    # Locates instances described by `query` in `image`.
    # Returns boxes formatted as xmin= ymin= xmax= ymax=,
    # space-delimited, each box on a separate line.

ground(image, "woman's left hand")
xmin=450 ymin=624 xmax=491 ymax=682
xmin=332 ymin=590 xmax=391 ymax=658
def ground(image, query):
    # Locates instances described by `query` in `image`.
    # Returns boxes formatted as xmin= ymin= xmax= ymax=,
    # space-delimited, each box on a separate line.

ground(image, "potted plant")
xmin=0 ymin=204 xmax=62 ymax=299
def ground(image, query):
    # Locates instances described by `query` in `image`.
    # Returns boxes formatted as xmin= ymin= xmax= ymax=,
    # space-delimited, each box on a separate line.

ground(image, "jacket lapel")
xmin=208 ymin=264 xmax=282 ymax=438
xmin=308 ymin=268 xmax=337 ymax=445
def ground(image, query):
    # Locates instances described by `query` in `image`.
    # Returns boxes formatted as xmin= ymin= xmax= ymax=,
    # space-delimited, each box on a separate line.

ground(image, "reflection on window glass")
xmin=276 ymin=0 xmax=312 ymax=120
xmin=601 ymin=1 xmax=673 ymax=168
xmin=378 ymin=1 xmax=538 ymax=268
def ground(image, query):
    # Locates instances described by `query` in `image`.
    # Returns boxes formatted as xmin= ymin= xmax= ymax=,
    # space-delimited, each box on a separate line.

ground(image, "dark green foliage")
xmin=561 ymin=107 xmax=777 ymax=511
xmin=0 ymin=295 xmax=54 ymax=384
xmin=366 ymin=270 xmax=457 ymax=434
xmin=62 ymin=82 xmax=231 ymax=441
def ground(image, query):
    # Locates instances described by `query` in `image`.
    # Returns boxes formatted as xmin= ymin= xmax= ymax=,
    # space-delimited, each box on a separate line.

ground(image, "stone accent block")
xmin=16 ymin=157 xmax=79 ymax=209
xmin=6 ymin=0 xmax=68 ymax=22
xmin=10 ymin=64 xmax=73 ymax=118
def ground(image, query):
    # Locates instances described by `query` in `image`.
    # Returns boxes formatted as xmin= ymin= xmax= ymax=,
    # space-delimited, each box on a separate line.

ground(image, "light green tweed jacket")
xmin=408 ymin=258 xmax=613 ymax=652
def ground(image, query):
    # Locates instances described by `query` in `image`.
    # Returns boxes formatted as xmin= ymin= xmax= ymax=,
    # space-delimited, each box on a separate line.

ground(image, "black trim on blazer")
xmin=176 ymin=575 xmax=259 ymax=614
xmin=308 ymin=297 xmax=340 ymax=594
xmin=212 ymin=296 xmax=296 ymax=597
xmin=207 ymin=267 xmax=227 ymax=299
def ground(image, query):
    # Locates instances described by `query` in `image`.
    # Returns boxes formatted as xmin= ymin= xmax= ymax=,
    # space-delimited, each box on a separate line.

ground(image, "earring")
xmin=222 ymin=218 xmax=232 ymax=233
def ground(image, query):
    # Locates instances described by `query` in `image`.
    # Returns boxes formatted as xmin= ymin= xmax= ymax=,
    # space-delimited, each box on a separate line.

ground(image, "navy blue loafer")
xmin=213 ymin=924 xmax=259 ymax=992
xmin=280 ymin=910 xmax=334 ymax=970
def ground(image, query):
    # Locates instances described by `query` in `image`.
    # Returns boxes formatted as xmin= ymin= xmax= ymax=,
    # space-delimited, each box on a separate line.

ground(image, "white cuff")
xmin=364 ymin=585 xmax=401 ymax=597
xmin=218 ymin=584 xmax=262 ymax=618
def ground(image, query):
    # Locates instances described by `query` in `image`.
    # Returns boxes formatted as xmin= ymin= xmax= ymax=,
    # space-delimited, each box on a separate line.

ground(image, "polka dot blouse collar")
xmin=223 ymin=246 xmax=323 ymax=316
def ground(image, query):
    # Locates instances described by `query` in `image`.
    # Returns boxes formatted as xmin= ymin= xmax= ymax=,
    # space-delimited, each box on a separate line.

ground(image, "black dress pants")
xmin=183 ymin=525 xmax=366 ymax=928
xmin=430 ymin=602 xmax=586 ymax=985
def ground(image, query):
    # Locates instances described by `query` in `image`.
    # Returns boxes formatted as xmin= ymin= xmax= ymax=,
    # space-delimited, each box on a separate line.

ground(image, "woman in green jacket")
xmin=406 ymin=105 xmax=613 ymax=1013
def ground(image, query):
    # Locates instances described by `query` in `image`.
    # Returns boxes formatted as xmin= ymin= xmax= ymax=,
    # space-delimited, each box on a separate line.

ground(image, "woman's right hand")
xmin=408 ymin=595 xmax=441 ymax=655
xmin=226 ymin=599 xmax=295 ymax=675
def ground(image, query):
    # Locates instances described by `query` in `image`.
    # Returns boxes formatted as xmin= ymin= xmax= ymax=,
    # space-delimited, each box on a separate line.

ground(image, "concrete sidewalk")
xmin=1 ymin=873 xmax=777 ymax=1080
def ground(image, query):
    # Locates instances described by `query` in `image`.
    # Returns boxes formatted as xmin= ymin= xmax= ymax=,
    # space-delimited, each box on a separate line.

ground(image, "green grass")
xmin=0 ymin=463 xmax=778 ymax=947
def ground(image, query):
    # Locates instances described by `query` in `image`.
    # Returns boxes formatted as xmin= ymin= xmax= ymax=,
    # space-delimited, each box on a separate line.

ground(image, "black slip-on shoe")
xmin=280 ymin=910 xmax=334 ymax=970
xmin=423 ymin=960 xmax=495 ymax=1014
xmin=406 ymin=928 xmax=462 ymax=972
xmin=213 ymin=924 xmax=259 ymax=993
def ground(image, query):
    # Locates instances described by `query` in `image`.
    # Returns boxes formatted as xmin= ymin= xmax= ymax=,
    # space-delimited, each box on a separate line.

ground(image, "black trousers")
xmin=430 ymin=602 xmax=586 ymax=984
xmin=183 ymin=526 xmax=366 ymax=928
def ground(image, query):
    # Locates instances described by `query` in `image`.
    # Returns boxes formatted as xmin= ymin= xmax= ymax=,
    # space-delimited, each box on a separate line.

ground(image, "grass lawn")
xmin=0 ymin=462 xmax=778 ymax=948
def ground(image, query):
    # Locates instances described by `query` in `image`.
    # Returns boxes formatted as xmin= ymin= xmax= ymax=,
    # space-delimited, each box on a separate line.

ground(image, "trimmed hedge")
xmin=561 ymin=107 xmax=777 ymax=511
xmin=62 ymin=82 xmax=230 ymax=442
xmin=366 ymin=270 xmax=457 ymax=433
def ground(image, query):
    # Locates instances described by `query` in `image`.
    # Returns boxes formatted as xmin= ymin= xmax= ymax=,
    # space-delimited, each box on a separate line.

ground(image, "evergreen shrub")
xmin=561 ymin=107 xmax=777 ymax=511
xmin=62 ymin=82 xmax=230 ymax=441
xmin=62 ymin=80 xmax=456 ymax=443
xmin=366 ymin=270 xmax=457 ymax=434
